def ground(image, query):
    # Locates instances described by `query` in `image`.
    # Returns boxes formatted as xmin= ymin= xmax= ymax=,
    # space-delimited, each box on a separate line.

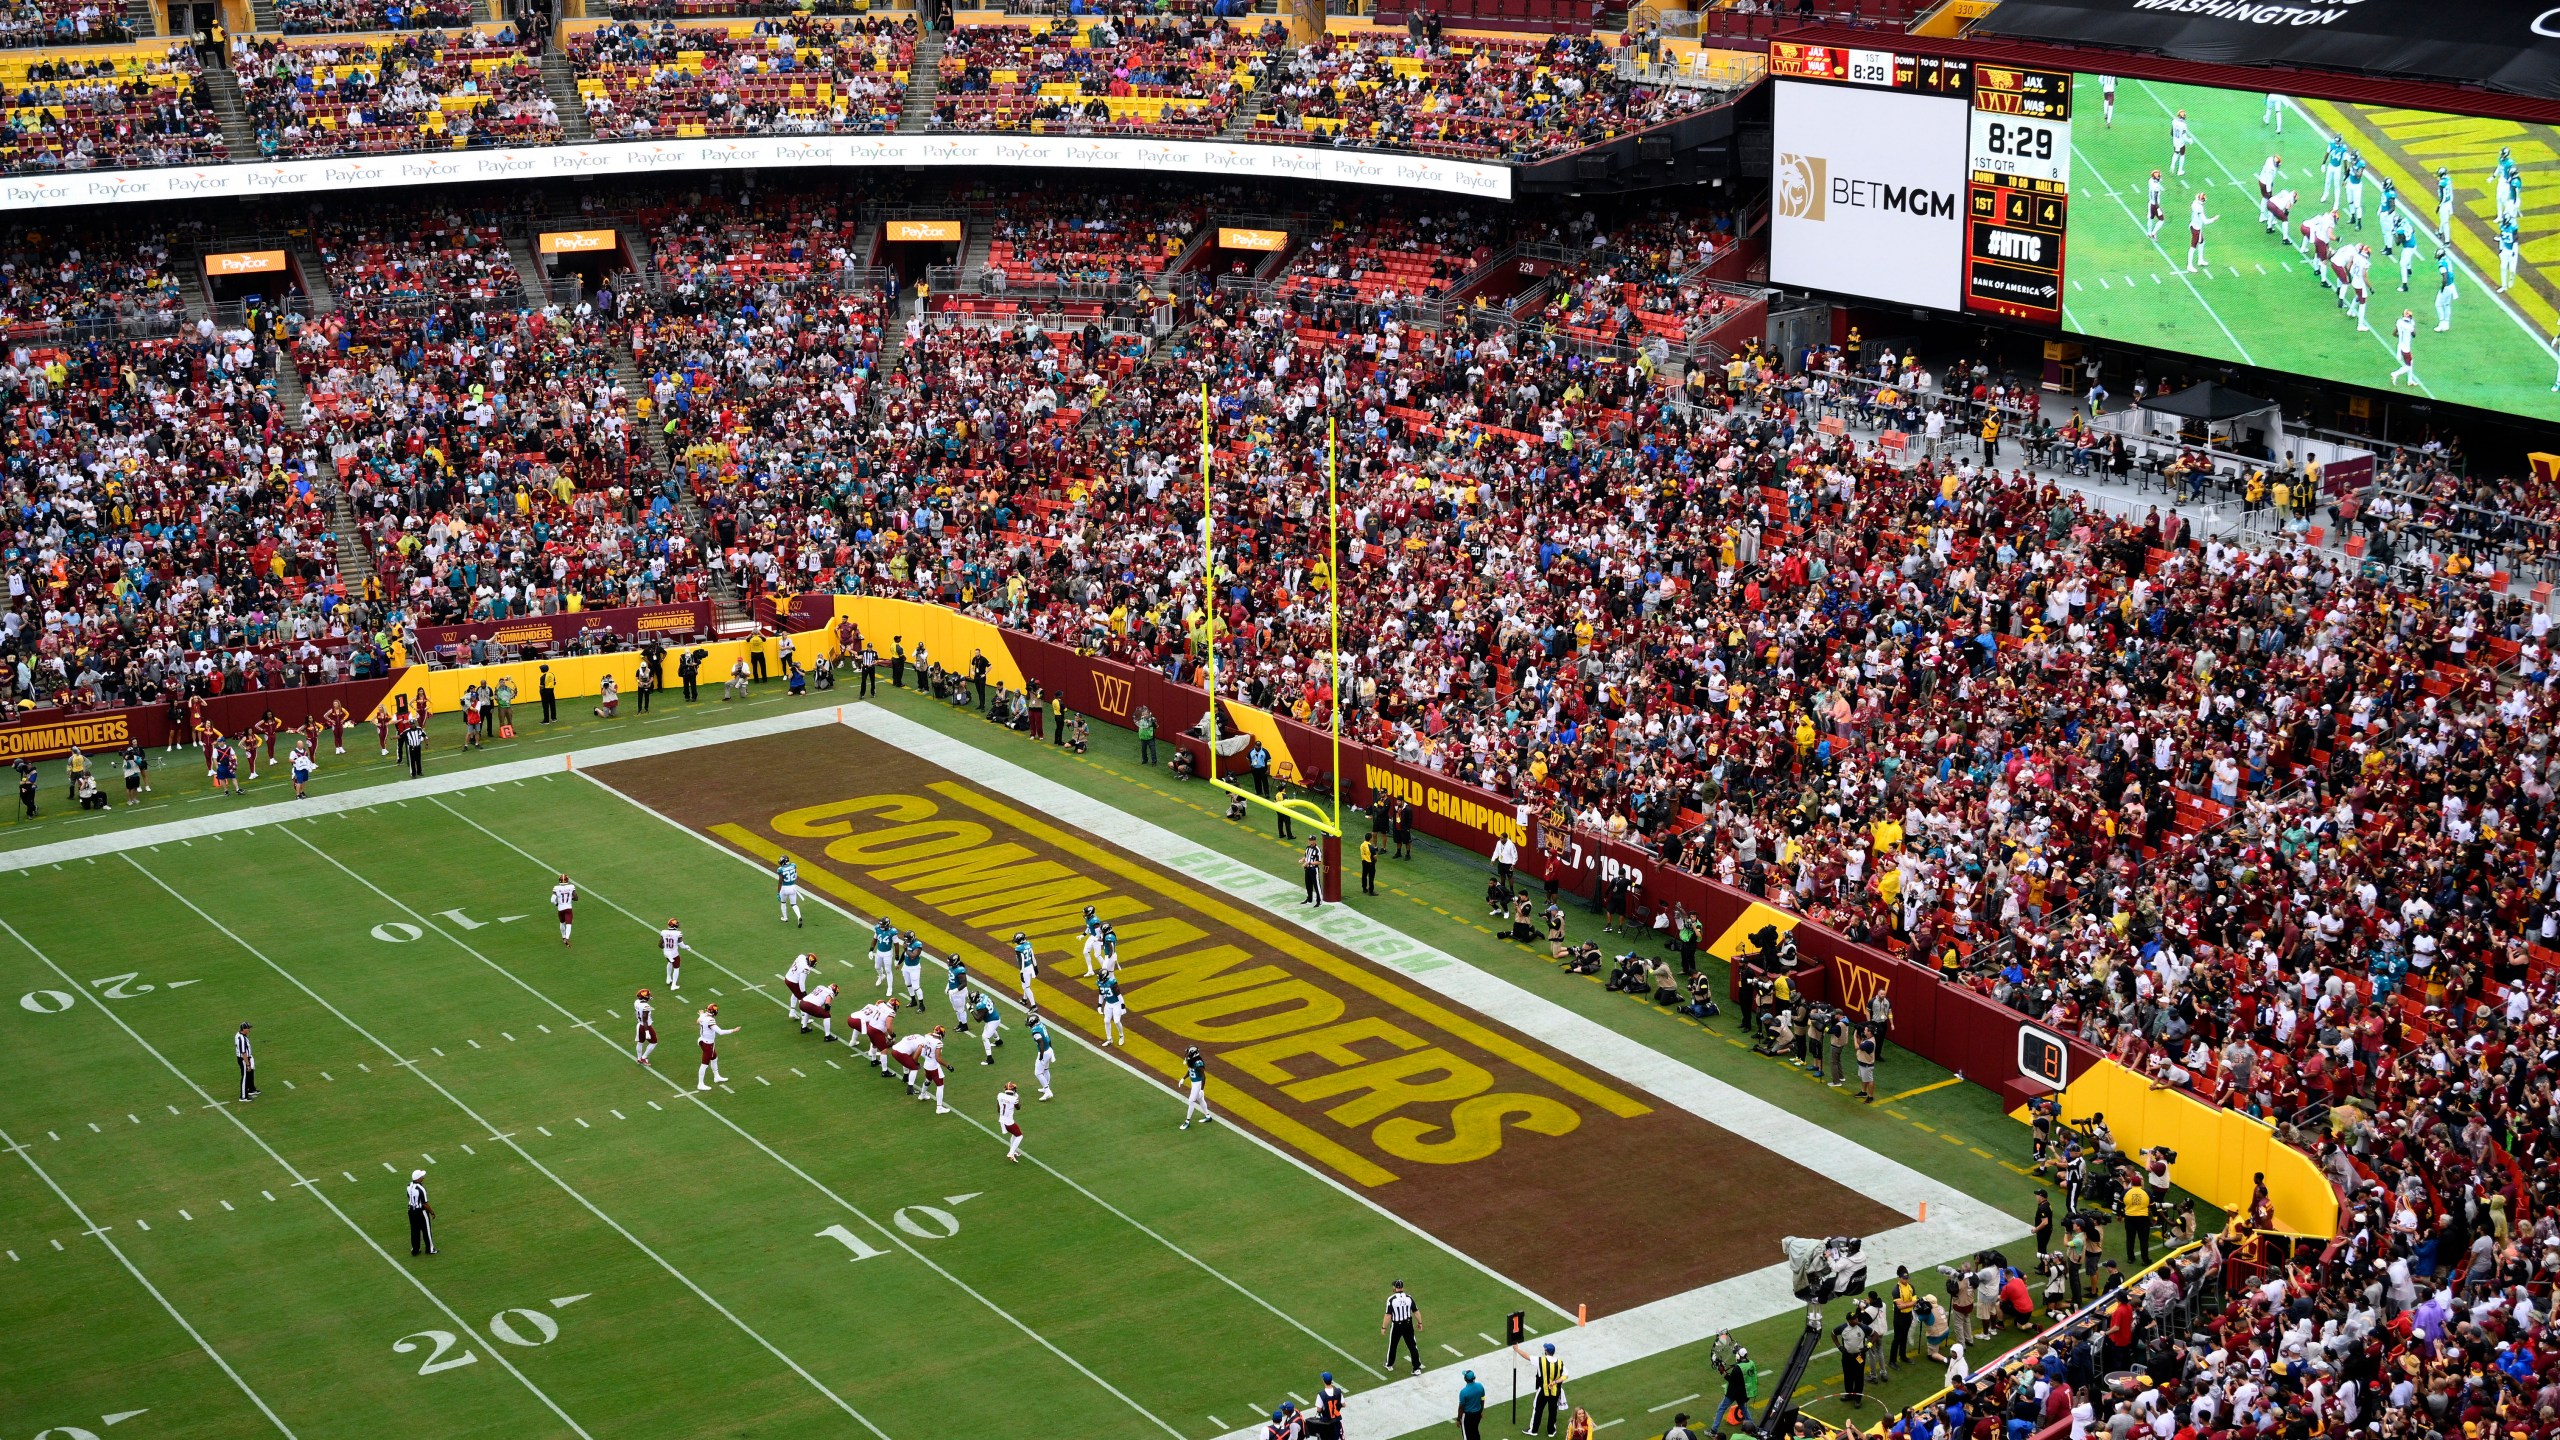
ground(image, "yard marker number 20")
xmin=395 ymin=1295 xmax=587 ymax=1377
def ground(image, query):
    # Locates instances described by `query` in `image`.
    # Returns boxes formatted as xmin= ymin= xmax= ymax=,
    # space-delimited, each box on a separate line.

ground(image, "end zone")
xmin=582 ymin=704 xmax=2031 ymax=1438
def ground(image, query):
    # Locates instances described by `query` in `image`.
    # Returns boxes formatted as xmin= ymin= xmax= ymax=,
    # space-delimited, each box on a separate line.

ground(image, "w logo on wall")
xmin=1829 ymin=958 xmax=1890 ymax=1016
xmin=1091 ymin=673 xmax=1133 ymax=717
xmin=1775 ymin=153 xmax=1827 ymax=221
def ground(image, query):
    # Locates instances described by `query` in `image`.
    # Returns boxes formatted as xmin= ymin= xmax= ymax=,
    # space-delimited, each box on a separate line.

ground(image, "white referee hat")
xmin=411 ymin=1169 xmax=426 ymax=1180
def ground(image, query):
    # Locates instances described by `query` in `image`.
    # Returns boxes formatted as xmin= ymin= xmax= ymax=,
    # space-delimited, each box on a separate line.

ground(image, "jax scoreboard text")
xmin=1964 ymin=66 xmax=2071 ymax=325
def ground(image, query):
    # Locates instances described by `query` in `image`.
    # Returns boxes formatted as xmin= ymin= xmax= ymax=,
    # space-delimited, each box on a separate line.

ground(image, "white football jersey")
xmin=660 ymin=927 xmax=683 ymax=958
xmin=786 ymin=954 xmax=816 ymax=988
xmin=633 ymin=996 xmax=653 ymax=1025
xmin=696 ymin=1013 xmax=721 ymax=1044
xmin=553 ymin=882 xmax=576 ymax=910
xmin=998 ymin=1091 xmax=1020 ymax=1126
xmin=805 ymin=984 xmax=837 ymax=1008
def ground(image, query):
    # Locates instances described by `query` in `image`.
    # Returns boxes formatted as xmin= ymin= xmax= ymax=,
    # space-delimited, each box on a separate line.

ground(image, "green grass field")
xmin=0 ymin=687 xmax=2123 ymax=1440
xmin=2063 ymin=74 xmax=2560 ymax=423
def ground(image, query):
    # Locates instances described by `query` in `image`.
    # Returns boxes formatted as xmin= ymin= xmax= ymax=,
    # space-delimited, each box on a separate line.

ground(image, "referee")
xmin=1382 ymin=1279 xmax=1422 ymax=1374
xmin=1531 ymin=1342 xmax=1567 ymax=1436
xmin=234 ymin=1022 xmax=258 ymax=1102
xmin=406 ymin=1170 xmax=438 ymax=1255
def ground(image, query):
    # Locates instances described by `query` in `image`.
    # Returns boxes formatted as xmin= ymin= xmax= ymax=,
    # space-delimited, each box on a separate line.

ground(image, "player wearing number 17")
xmin=696 ymin=1004 xmax=738 ymax=1091
xmin=998 ymin=1081 xmax=1025 ymax=1162
xmin=551 ymin=874 xmax=576 ymax=946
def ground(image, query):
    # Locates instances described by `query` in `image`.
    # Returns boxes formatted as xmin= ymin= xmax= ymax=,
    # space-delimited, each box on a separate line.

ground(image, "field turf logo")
xmin=727 ymin=788 xmax=1642 ymax=1184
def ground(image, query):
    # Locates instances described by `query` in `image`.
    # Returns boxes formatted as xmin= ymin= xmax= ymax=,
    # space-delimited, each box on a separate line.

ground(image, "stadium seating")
xmin=632 ymin=279 xmax=893 ymax=605
xmin=276 ymin=0 xmax=480 ymax=38
xmin=1250 ymin=30 xmax=1704 ymax=160
xmin=0 ymin=0 xmax=130 ymax=48
xmin=567 ymin=15 xmax=912 ymax=140
xmin=928 ymin=15 xmax=1275 ymax=138
xmin=0 ymin=328 xmax=349 ymax=711
xmin=297 ymin=302 xmax=691 ymax=623
xmin=0 ymin=218 xmax=197 ymax=330
xmin=0 ymin=41 xmax=225 ymax=174
xmin=313 ymin=203 xmax=525 ymax=302
xmin=634 ymin=187 xmax=876 ymax=298
xmin=233 ymin=28 xmax=561 ymax=158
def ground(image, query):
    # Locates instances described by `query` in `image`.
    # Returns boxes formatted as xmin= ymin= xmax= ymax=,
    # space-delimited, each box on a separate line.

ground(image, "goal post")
xmin=1198 ymin=387 xmax=1346 ymax=897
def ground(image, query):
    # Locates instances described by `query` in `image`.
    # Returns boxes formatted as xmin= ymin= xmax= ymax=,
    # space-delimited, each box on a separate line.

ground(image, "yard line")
xmin=0 ymin=915 xmax=587 ymax=1440
xmin=1442 ymin=1344 xmax=1465 ymax=1358
xmin=282 ymin=820 xmax=1179 ymax=1440
xmin=1648 ymin=1394 xmax=1701 ymax=1413
xmin=1479 ymin=1332 xmax=1500 ymax=1347
xmin=429 ymin=792 xmax=1390 ymax=1380
xmin=2135 ymin=80 xmax=2423 ymax=390
xmin=124 ymin=852 xmax=895 ymax=1440
xmin=2070 ymin=136 xmax=2255 ymax=366
xmin=4 ymin=1126 xmax=295 ymax=1437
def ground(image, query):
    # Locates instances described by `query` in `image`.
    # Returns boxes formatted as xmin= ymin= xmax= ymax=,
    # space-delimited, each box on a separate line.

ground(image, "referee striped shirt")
xmin=1385 ymin=1291 xmax=1415 ymax=1324
xmin=235 ymin=1031 xmax=252 ymax=1063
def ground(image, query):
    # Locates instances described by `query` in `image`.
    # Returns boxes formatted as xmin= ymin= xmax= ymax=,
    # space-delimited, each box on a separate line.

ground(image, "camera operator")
xmin=1679 ymin=970 xmax=1720 ymax=1021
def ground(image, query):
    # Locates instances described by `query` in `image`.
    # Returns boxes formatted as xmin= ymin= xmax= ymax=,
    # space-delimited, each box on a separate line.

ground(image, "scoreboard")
xmin=1963 ymin=66 xmax=2072 ymax=325
xmin=1767 ymin=42 xmax=1972 ymax=98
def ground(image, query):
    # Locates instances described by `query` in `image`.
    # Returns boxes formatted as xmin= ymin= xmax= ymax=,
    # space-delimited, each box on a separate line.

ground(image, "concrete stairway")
xmin=895 ymin=27 xmax=942 ymax=133
xmin=612 ymin=348 xmax=748 ymax=626
xmin=540 ymin=51 xmax=594 ymax=143
xmin=1221 ymin=81 xmax=1271 ymax=138
xmin=201 ymin=67 xmax=261 ymax=162
xmin=506 ymin=233 xmax=550 ymax=303
xmin=294 ymin=242 xmax=336 ymax=312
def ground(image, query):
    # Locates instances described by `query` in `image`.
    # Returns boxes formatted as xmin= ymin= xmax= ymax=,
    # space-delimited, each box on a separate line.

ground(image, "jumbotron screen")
xmin=2060 ymin=74 xmax=2560 ymax=423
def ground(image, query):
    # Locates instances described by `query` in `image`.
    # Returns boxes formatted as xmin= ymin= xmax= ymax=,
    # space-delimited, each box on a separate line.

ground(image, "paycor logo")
xmin=1780 ymin=150 xmax=1958 ymax=223
xmin=1776 ymin=152 xmax=1826 ymax=220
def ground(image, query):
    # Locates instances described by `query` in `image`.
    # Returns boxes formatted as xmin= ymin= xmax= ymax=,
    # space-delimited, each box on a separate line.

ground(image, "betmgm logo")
xmin=1776 ymin=151 xmax=1827 ymax=221
xmin=1777 ymin=150 xmax=1958 ymax=224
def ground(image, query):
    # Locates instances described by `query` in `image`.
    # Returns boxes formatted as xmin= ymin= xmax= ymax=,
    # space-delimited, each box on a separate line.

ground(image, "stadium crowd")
xmin=567 ymin=15 xmax=912 ymax=139
xmin=232 ymin=28 xmax=561 ymax=158
xmin=4 ymin=188 xmax=2559 ymax=1434
xmin=0 ymin=41 xmax=224 ymax=173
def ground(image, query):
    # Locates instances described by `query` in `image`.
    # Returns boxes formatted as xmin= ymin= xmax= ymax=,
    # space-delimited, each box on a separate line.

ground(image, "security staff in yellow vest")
xmin=2121 ymin=1176 xmax=2154 ymax=1265
xmin=1531 ymin=1342 xmax=1566 ymax=1436
xmin=1889 ymin=1267 xmax=1918 ymax=1364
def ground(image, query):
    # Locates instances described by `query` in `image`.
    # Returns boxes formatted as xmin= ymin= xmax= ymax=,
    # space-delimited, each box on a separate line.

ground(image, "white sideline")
xmin=0 ymin=708 xmax=846 ymax=875
xmin=836 ymin=707 xmax=2034 ymax=1440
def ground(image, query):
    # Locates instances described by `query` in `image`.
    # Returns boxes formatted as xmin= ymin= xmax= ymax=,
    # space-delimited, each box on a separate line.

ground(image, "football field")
xmin=2063 ymin=74 xmax=2560 ymax=423
xmin=0 ymin=701 xmax=2033 ymax=1440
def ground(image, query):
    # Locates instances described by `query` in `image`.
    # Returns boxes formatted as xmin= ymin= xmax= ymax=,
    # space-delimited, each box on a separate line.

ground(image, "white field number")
xmin=20 ymin=973 xmax=201 ymax=1012
xmin=395 ymin=1295 xmax=585 ymax=1376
